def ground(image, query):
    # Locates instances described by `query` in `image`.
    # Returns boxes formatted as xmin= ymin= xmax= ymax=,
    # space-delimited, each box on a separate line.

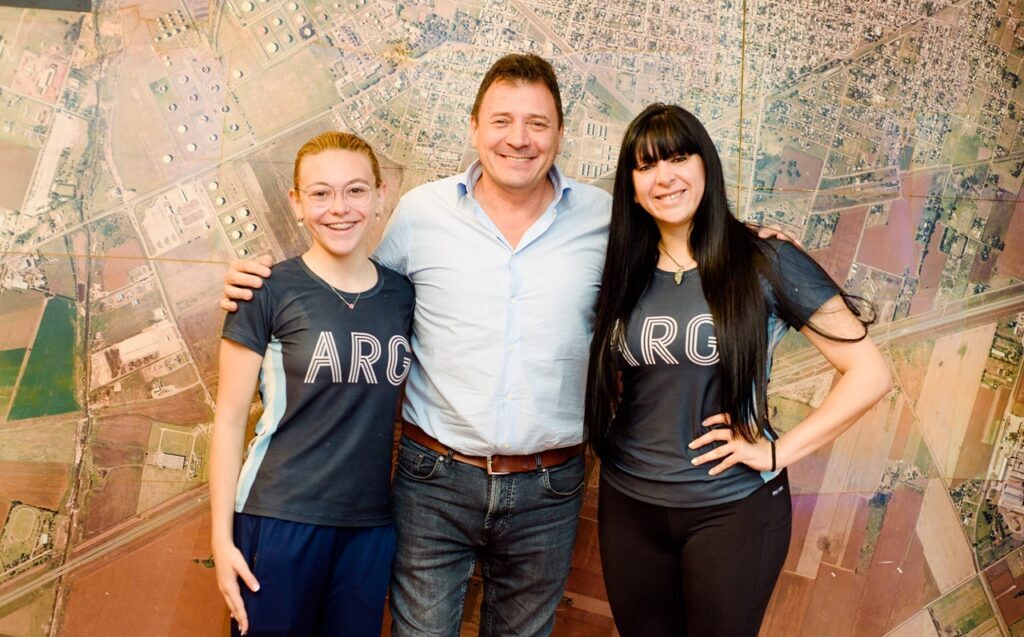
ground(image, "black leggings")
xmin=598 ymin=471 xmax=792 ymax=637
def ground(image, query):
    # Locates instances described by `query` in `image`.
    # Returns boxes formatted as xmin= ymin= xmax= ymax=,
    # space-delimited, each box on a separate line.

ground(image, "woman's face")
xmin=289 ymin=149 xmax=385 ymax=260
xmin=631 ymin=152 xmax=706 ymax=234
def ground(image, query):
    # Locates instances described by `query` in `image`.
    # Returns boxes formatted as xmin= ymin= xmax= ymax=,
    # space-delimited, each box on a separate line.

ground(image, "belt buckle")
xmin=486 ymin=455 xmax=510 ymax=476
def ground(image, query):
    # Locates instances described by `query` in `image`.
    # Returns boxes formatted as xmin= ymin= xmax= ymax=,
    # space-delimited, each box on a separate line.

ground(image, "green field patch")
xmin=8 ymin=297 xmax=80 ymax=420
xmin=928 ymin=577 xmax=997 ymax=636
xmin=0 ymin=349 xmax=26 ymax=386
xmin=0 ymin=388 xmax=13 ymax=416
xmin=944 ymin=131 xmax=983 ymax=164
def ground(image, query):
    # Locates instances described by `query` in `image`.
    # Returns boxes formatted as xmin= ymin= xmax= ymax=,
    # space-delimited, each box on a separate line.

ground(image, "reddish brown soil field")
xmin=890 ymin=535 xmax=939 ymax=625
xmin=96 ymin=385 xmax=212 ymax=427
xmin=970 ymin=249 xmax=998 ymax=284
xmin=902 ymin=172 xmax=934 ymax=221
xmin=0 ymin=140 xmax=37 ymax=210
xmin=0 ymin=461 xmax=71 ymax=510
xmin=798 ymin=561 xmax=867 ymax=637
xmin=850 ymin=485 xmax=928 ymax=635
xmin=83 ymin=417 xmax=152 ymax=538
xmin=779 ymin=146 xmax=826 ymax=192
xmin=909 ymin=229 xmax=947 ymax=316
xmin=875 ymin=486 xmax=926 ymax=565
xmin=176 ymin=306 xmax=224 ymax=386
xmin=811 ymin=206 xmax=866 ymax=284
xmin=995 ymin=185 xmax=1024 ymax=279
xmin=0 ymin=290 xmax=45 ymax=351
xmin=860 ymin=198 xmax=923 ymax=276
xmin=770 ymin=481 xmax=932 ymax=637
xmin=72 ymin=233 xmax=89 ymax=300
xmin=98 ymin=239 xmax=146 ymax=292
xmin=93 ymin=414 xmax=154 ymax=448
xmin=79 ymin=465 xmax=142 ymax=539
xmin=985 ymin=555 xmax=1024 ymax=628
xmin=60 ymin=508 xmax=229 ymax=637
xmin=839 ymin=496 xmax=870 ymax=571
xmin=952 ymin=386 xmax=1002 ymax=485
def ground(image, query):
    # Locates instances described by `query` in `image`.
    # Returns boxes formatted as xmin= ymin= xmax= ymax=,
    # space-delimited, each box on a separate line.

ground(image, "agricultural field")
xmin=7 ymin=297 xmax=79 ymax=420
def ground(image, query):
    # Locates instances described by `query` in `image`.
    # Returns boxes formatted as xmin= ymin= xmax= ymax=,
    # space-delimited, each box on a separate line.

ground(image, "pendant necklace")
xmin=659 ymin=243 xmax=695 ymax=286
xmin=328 ymin=286 xmax=361 ymax=310
xmin=311 ymin=265 xmax=372 ymax=310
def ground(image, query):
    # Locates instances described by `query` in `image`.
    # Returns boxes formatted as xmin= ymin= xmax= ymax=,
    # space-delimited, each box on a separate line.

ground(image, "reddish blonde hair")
xmin=293 ymin=131 xmax=383 ymax=188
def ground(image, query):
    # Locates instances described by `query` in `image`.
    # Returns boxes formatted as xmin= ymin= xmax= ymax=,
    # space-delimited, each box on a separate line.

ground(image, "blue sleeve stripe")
xmin=235 ymin=338 xmax=287 ymax=511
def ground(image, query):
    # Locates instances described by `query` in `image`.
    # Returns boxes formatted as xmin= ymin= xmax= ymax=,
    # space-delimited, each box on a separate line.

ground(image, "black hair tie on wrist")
xmin=770 ymin=439 xmax=777 ymax=473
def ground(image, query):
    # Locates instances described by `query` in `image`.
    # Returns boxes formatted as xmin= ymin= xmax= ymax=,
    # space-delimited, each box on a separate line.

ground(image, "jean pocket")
xmin=541 ymin=455 xmax=585 ymax=498
xmin=395 ymin=442 xmax=445 ymax=481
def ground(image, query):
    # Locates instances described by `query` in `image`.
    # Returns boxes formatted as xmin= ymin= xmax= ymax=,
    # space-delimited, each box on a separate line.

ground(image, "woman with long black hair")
xmin=585 ymin=104 xmax=892 ymax=637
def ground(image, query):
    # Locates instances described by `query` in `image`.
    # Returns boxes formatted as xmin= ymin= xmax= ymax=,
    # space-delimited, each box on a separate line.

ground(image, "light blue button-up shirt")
xmin=374 ymin=162 xmax=611 ymax=455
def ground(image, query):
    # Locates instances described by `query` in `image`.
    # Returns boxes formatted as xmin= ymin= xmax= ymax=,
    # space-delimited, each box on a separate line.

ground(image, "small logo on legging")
xmin=772 ymin=485 xmax=785 ymax=496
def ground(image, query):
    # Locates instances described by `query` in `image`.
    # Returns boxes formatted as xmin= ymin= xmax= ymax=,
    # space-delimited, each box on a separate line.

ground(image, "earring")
xmin=296 ymin=217 xmax=304 ymax=227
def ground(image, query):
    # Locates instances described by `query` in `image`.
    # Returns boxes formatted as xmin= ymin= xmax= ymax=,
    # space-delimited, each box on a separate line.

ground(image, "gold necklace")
xmin=327 ymin=286 xmax=362 ymax=310
xmin=659 ymin=243 xmax=695 ymax=286
xmin=310 ymin=263 xmax=374 ymax=310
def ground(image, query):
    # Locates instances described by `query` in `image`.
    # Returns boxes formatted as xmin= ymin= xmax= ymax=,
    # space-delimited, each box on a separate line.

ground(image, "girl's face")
xmin=289 ymin=149 xmax=385 ymax=261
xmin=631 ymin=152 xmax=706 ymax=236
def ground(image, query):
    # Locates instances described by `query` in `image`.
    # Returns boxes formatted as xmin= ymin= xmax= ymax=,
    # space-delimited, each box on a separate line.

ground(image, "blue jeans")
xmin=389 ymin=437 xmax=585 ymax=637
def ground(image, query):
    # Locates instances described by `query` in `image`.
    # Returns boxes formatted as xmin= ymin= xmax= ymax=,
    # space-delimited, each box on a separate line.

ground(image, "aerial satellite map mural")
xmin=0 ymin=0 xmax=1022 ymax=635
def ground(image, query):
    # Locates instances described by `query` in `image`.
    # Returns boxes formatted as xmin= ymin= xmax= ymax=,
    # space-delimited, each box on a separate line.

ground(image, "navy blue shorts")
xmin=232 ymin=513 xmax=396 ymax=637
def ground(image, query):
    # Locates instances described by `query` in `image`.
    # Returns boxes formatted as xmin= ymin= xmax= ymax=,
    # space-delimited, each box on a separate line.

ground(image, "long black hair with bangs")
xmin=585 ymin=103 xmax=871 ymax=458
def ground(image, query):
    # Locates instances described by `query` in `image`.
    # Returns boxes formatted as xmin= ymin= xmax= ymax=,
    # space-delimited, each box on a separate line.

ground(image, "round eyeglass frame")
xmin=297 ymin=183 xmax=373 ymax=210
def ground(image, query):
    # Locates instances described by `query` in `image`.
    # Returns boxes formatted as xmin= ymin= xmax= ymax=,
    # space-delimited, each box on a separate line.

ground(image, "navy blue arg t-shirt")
xmin=222 ymin=257 xmax=414 ymax=527
xmin=602 ymin=240 xmax=841 ymax=508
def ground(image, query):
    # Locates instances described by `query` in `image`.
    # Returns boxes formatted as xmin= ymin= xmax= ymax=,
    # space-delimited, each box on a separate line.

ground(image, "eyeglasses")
xmin=297 ymin=182 xmax=373 ymax=210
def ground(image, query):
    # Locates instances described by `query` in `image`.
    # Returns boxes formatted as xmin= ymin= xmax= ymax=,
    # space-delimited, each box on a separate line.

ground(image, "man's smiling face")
xmin=470 ymin=80 xmax=564 ymax=197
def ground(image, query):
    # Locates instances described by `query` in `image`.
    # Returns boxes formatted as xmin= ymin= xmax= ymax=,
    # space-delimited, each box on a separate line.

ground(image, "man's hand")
xmin=221 ymin=255 xmax=274 ymax=312
xmin=747 ymin=223 xmax=803 ymax=248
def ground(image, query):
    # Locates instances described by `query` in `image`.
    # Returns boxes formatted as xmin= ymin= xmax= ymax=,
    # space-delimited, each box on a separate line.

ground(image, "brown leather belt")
xmin=401 ymin=422 xmax=584 ymax=475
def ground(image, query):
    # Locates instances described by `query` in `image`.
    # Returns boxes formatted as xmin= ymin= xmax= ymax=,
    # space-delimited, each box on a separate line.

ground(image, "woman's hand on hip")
xmin=689 ymin=412 xmax=774 ymax=475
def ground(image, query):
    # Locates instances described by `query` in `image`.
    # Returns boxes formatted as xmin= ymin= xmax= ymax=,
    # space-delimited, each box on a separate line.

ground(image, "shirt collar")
xmin=456 ymin=160 xmax=573 ymax=207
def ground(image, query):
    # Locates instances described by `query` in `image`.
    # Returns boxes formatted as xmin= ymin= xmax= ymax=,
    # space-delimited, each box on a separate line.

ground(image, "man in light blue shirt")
xmin=376 ymin=55 xmax=610 ymax=637
xmin=225 ymin=54 xmax=610 ymax=636
xmin=374 ymin=162 xmax=609 ymax=456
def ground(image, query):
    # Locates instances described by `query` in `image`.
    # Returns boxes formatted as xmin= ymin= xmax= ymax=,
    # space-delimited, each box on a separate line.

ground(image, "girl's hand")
xmin=689 ymin=413 xmax=774 ymax=475
xmin=213 ymin=542 xmax=260 ymax=635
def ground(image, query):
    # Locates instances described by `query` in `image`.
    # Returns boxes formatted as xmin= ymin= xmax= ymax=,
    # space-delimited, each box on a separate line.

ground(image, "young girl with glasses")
xmin=209 ymin=132 xmax=414 ymax=637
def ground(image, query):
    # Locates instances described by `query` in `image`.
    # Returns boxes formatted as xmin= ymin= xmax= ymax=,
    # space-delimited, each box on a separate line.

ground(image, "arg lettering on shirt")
xmin=621 ymin=314 xmax=719 ymax=367
xmin=304 ymin=331 xmax=412 ymax=386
